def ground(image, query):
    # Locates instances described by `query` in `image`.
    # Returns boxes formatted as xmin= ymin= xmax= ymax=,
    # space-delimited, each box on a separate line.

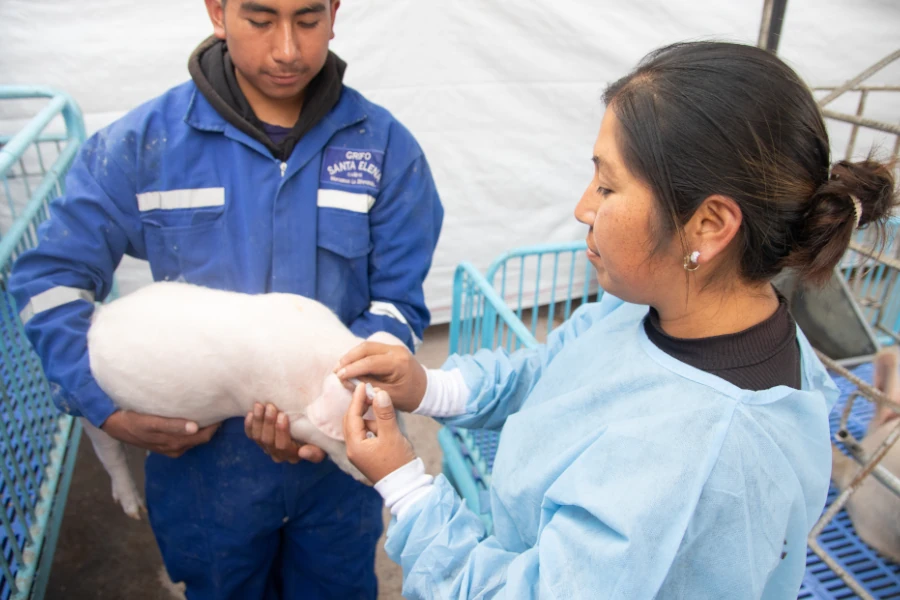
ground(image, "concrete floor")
xmin=46 ymin=324 xmax=452 ymax=600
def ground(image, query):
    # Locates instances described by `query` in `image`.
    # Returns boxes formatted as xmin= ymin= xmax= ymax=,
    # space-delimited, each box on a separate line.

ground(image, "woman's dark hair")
xmin=604 ymin=41 xmax=898 ymax=285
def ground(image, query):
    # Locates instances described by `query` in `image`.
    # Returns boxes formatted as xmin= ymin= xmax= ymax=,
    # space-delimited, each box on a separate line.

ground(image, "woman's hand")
xmin=101 ymin=410 xmax=220 ymax=458
xmin=343 ymin=383 xmax=417 ymax=484
xmin=244 ymin=402 xmax=326 ymax=464
xmin=335 ymin=342 xmax=428 ymax=413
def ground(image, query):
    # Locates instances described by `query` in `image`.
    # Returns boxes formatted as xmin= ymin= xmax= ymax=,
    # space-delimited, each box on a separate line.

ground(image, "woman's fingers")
xmin=344 ymin=383 xmax=373 ymax=443
xmin=337 ymin=342 xmax=390 ymax=370
xmin=336 ymin=354 xmax=396 ymax=383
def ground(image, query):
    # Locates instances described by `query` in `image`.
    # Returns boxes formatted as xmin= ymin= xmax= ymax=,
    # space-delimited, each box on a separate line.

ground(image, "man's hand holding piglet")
xmin=244 ymin=402 xmax=326 ymax=464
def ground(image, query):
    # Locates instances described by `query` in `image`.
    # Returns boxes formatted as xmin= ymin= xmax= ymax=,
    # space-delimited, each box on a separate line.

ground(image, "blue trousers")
xmin=144 ymin=418 xmax=384 ymax=599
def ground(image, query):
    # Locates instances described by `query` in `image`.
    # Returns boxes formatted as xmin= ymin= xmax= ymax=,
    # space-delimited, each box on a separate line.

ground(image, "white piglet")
xmin=832 ymin=347 xmax=900 ymax=563
xmin=83 ymin=281 xmax=404 ymax=518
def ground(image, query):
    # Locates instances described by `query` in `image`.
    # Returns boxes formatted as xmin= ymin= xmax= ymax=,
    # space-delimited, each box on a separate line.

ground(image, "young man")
xmin=9 ymin=0 xmax=444 ymax=597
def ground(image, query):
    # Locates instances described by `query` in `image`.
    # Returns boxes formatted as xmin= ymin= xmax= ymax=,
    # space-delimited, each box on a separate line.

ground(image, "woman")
xmin=260 ymin=41 xmax=897 ymax=598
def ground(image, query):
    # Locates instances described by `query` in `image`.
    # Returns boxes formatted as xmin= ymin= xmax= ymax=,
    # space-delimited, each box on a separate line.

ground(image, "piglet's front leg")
xmin=289 ymin=416 xmax=367 ymax=483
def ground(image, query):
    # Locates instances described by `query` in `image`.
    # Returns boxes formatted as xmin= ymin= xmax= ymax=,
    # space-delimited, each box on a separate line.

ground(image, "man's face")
xmin=208 ymin=0 xmax=339 ymax=102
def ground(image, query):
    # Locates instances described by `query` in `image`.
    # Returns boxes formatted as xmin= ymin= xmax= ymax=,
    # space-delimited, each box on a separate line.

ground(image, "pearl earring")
xmin=684 ymin=250 xmax=700 ymax=272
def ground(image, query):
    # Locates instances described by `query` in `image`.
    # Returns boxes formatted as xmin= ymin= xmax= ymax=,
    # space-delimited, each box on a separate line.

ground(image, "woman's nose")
xmin=574 ymin=190 xmax=596 ymax=226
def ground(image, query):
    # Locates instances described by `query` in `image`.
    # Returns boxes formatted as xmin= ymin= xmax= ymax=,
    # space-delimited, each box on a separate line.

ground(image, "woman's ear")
xmin=684 ymin=195 xmax=743 ymax=267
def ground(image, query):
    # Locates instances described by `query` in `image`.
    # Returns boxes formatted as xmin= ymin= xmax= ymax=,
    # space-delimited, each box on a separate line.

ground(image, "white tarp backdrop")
xmin=2 ymin=1 xmax=899 ymax=323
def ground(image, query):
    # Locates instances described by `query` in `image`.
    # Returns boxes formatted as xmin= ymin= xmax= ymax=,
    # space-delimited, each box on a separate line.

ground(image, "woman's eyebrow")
xmin=592 ymin=155 xmax=619 ymax=184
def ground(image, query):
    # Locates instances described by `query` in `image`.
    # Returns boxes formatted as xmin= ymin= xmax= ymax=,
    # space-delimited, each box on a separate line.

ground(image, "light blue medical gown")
xmin=385 ymin=295 xmax=839 ymax=599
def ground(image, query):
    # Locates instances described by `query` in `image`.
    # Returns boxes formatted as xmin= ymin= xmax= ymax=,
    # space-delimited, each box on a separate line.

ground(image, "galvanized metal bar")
xmin=845 ymin=90 xmax=868 ymax=160
xmin=757 ymin=0 xmax=774 ymax=50
xmin=860 ymin=260 xmax=879 ymax=314
xmin=756 ymin=0 xmax=787 ymax=53
xmin=818 ymin=49 xmax=900 ymax=107
xmin=837 ymin=431 xmax=900 ymax=497
xmin=814 ymin=85 xmax=900 ymax=93
xmin=822 ymin=109 xmax=900 ymax=136
xmin=817 ymin=351 xmax=900 ymax=413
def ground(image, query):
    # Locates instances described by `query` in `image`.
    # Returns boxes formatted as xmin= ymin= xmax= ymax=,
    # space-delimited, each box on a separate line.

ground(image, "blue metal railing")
xmin=483 ymin=241 xmax=600 ymax=347
xmin=0 ymin=86 xmax=86 ymax=600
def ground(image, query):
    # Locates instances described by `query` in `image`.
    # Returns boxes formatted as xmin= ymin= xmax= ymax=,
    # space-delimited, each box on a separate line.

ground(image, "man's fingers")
xmin=261 ymin=404 xmax=277 ymax=446
xmin=298 ymin=444 xmax=326 ymax=463
xmin=251 ymin=403 xmax=264 ymax=440
xmin=160 ymin=422 xmax=221 ymax=456
xmin=150 ymin=414 xmax=200 ymax=436
xmin=195 ymin=422 xmax=220 ymax=444
xmin=275 ymin=413 xmax=292 ymax=451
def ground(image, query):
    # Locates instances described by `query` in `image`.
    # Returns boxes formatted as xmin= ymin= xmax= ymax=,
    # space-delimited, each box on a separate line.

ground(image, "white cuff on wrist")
xmin=413 ymin=368 xmax=469 ymax=418
xmin=374 ymin=458 xmax=435 ymax=519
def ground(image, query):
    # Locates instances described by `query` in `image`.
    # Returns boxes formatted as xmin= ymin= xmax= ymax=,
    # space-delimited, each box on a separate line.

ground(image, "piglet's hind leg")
xmin=81 ymin=418 xmax=145 ymax=519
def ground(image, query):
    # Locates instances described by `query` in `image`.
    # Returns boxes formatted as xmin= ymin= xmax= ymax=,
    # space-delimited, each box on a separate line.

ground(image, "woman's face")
xmin=574 ymin=108 xmax=681 ymax=306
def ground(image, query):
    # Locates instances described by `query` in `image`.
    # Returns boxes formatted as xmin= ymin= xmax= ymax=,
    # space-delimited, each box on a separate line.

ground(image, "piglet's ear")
xmin=307 ymin=372 xmax=375 ymax=441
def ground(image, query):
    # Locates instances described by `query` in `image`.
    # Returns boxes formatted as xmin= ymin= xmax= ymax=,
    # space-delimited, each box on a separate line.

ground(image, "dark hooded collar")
xmin=187 ymin=35 xmax=347 ymax=160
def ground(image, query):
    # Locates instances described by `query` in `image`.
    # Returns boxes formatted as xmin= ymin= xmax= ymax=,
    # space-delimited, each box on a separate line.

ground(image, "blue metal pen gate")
xmin=0 ymin=87 xmax=87 ymax=600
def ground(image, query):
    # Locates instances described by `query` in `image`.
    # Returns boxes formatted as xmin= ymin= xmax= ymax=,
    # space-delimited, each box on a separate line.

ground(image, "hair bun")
xmin=783 ymin=157 xmax=897 ymax=284
xmin=828 ymin=158 xmax=897 ymax=228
